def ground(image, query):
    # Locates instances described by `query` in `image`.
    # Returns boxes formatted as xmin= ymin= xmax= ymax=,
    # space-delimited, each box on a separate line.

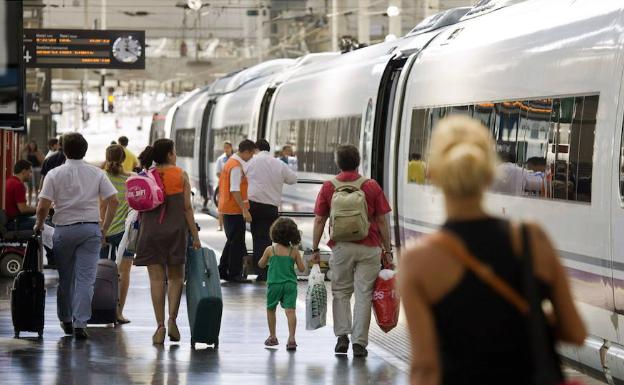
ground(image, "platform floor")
xmin=0 ymin=213 xmax=604 ymax=384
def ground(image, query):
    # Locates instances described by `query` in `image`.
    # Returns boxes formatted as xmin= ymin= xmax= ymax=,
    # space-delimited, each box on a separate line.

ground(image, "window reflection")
xmin=209 ymin=124 xmax=248 ymax=162
xmin=175 ymin=128 xmax=195 ymax=158
xmin=406 ymin=94 xmax=599 ymax=204
xmin=275 ymin=116 xmax=361 ymax=175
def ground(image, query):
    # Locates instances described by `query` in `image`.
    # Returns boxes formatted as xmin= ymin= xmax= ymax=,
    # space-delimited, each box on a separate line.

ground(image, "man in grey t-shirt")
xmin=35 ymin=133 xmax=119 ymax=340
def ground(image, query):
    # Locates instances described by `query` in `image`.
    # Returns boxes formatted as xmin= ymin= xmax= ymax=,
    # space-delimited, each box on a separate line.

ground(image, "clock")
xmin=112 ymin=36 xmax=142 ymax=64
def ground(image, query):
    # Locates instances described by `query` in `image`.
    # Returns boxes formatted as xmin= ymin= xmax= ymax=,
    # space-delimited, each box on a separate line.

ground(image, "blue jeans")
xmin=53 ymin=223 xmax=102 ymax=328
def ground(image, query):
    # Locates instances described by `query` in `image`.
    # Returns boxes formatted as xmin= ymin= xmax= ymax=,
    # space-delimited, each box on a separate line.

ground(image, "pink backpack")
xmin=126 ymin=168 xmax=165 ymax=216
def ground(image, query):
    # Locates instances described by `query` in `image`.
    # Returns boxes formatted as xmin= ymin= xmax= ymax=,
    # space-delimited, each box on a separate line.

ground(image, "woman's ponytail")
xmin=139 ymin=145 xmax=155 ymax=169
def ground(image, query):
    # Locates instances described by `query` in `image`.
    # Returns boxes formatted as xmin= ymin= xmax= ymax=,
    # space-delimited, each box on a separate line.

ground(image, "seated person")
xmin=5 ymin=160 xmax=37 ymax=231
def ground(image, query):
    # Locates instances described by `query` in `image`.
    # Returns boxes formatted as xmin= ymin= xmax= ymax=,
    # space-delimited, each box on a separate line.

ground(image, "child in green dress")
xmin=258 ymin=217 xmax=305 ymax=350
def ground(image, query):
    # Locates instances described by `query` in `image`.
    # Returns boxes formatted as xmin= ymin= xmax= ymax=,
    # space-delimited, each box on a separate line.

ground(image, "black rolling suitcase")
xmin=88 ymin=244 xmax=119 ymax=325
xmin=11 ymin=236 xmax=46 ymax=338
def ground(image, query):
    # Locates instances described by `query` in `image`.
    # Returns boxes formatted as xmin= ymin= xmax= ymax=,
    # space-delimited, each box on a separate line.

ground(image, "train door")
xmin=199 ymin=100 xmax=216 ymax=209
xmin=257 ymin=86 xmax=276 ymax=140
xmin=368 ymin=56 xmax=407 ymax=249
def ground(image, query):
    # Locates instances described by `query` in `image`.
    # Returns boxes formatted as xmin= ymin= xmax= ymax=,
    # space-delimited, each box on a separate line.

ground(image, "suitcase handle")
xmin=202 ymin=252 xmax=211 ymax=278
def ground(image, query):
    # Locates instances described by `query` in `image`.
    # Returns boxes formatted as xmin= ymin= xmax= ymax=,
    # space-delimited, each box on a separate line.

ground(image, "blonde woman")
xmin=101 ymin=144 xmax=134 ymax=324
xmin=399 ymin=116 xmax=586 ymax=385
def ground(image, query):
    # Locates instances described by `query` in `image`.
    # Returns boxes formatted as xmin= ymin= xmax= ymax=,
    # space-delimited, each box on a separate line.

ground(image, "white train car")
xmin=166 ymin=59 xmax=296 ymax=207
xmin=393 ymin=0 xmax=624 ymax=380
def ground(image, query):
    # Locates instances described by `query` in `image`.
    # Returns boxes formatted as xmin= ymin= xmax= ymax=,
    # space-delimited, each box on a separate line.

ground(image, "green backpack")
xmin=329 ymin=177 xmax=370 ymax=242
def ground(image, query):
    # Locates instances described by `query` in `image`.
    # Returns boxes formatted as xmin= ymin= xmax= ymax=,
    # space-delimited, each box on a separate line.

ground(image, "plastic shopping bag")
xmin=117 ymin=210 xmax=139 ymax=266
xmin=306 ymin=264 xmax=327 ymax=330
xmin=372 ymin=268 xmax=400 ymax=333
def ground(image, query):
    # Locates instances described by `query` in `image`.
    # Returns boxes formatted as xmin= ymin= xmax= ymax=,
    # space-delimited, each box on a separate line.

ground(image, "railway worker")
xmin=217 ymin=139 xmax=257 ymax=283
xmin=215 ymin=141 xmax=234 ymax=231
xmin=399 ymin=116 xmax=586 ymax=385
xmin=491 ymin=150 xmax=543 ymax=196
xmin=311 ymin=144 xmax=393 ymax=358
xmin=246 ymin=139 xmax=297 ymax=281
xmin=5 ymin=160 xmax=37 ymax=231
xmin=118 ymin=136 xmax=139 ymax=173
xmin=34 ymin=133 xmax=120 ymax=340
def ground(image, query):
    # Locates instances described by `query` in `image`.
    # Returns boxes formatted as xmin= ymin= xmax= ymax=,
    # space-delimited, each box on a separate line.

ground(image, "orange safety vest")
xmin=218 ymin=157 xmax=248 ymax=215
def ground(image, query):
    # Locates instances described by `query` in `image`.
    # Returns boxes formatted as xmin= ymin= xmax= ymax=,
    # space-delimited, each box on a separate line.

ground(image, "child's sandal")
xmin=286 ymin=340 xmax=297 ymax=351
xmin=265 ymin=337 xmax=279 ymax=347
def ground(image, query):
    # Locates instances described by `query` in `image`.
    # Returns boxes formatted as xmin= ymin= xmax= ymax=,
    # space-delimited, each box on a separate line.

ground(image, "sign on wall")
xmin=23 ymin=29 xmax=145 ymax=69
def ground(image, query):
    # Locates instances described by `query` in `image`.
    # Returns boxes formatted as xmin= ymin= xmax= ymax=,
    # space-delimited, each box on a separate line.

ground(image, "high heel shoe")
xmin=152 ymin=326 xmax=166 ymax=344
xmin=168 ymin=320 xmax=180 ymax=342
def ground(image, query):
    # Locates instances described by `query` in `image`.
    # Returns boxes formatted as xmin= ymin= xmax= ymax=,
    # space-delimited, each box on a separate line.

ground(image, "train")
xmin=151 ymin=0 xmax=624 ymax=381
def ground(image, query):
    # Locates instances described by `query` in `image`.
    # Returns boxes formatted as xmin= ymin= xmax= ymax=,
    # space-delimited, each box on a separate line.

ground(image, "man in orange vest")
xmin=218 ymin=139 xmax=257 ymax=282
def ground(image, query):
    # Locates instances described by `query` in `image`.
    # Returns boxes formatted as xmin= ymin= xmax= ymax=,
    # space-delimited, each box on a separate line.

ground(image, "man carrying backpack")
xmin=311 ymin=144 xmax=392 ymax=358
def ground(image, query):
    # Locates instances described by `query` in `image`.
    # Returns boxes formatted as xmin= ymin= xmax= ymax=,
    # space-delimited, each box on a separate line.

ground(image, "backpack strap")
xmin=330 ymin=176 xmax=368 ymax=190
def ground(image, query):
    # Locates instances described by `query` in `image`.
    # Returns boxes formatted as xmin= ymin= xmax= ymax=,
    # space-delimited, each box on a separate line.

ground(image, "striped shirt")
xmin=106 ymin=172 xmax=130 ymax=236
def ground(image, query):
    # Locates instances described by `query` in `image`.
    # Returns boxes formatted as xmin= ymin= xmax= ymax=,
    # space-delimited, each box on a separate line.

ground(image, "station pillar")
xmin=331 ymin=0 xmax=347 ymax=51
xmin=358 ymin=0 xmax=370 ymax=45
xmin=388 ymin=0 xmax=402 ymax=37
xmin=0 ymin=130 xmax=20 ymax=210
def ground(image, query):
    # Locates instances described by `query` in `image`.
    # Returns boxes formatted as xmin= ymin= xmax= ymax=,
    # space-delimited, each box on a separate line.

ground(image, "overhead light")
xmin=386 ymin=5 xmax=401 ymax=17
xmin=385 ymin=34 xmax=398 ymax=42
xmin=187 ymin=0 xmax=203 ymax=11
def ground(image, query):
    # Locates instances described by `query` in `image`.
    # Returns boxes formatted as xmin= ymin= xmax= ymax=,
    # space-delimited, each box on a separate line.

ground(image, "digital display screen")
xmin=0 ymin=0 xmax=24 ymax=129
xmin=24 ymin=29 xmax=145 ymax=70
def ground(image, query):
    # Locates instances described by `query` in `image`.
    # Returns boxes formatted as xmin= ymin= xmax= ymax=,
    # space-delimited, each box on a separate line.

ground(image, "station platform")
xmin=0 ymin=213 xmax=603 ymax=384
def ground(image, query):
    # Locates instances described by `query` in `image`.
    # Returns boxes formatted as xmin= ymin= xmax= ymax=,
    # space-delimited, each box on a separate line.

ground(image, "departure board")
xmin=23 ymin=29 xmax=145 ymax=69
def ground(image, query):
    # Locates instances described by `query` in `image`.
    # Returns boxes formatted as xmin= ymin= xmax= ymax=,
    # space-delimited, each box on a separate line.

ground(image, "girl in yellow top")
xmin=259 ymin=218 xmax=305 ymax=350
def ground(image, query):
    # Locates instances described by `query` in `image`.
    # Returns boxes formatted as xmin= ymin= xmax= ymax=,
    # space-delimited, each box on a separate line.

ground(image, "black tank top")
xmin=434 ymin=217 xmax=549 ymax=385
xmin=27 ymin=153 xmax=41 ymax=168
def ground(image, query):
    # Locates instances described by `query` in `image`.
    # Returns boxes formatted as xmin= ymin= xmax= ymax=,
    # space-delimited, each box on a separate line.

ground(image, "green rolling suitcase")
xmin=186 ymin=246 xmax=223 ymax=349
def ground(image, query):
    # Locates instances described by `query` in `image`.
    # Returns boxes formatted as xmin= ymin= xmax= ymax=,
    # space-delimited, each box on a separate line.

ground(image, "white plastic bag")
xmin=117 ymin=210 xmax=138 ymax=266
xmin=306 ymin=264 xmax=327 ymax=330
xmin=41 ymin=224 xmax=54 ymax=249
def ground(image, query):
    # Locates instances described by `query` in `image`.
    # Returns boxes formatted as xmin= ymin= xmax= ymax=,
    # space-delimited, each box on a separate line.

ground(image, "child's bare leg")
xmin=267 ymin=309 xmax=277 ymax=338
xmin=285 ymin=308 xmax=296 ymax=342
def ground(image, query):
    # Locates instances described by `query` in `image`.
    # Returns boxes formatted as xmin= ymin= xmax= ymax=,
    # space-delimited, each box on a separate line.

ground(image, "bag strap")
xmin=427 ymin=231 xmax=529 ymax=315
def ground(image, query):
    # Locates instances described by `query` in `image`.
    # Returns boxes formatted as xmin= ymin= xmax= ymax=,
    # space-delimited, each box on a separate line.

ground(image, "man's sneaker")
xmin=60 ymin=322 xmax=73 ymax=335
xmin=352 ymin=344 xmax=368 ymax=357
xmin=74 ymin=328 xmax=89 ymax=340
xmin=334 ymin=335 xmax=349 ymax=354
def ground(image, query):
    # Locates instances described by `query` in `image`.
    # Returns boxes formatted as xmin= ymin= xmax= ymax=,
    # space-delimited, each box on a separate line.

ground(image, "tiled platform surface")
xmin=0 ymin=213 xmax=604 ymax=385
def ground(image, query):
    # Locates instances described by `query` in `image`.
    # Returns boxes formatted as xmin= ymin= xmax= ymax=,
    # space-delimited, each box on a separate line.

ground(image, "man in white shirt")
xmin=491 ymin=151 xmax=543 ymax=195
xmin=246 ymin=139 xmax=297 ymax=281
xmin=34 ymin=133 xmax=119 ymax=340
xmin=215 ymin=141 xmax=233 ymax=231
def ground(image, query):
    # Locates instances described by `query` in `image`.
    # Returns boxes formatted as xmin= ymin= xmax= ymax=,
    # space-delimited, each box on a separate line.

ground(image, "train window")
xmin=175 ymin=129 xmax=195 ymax=158
xmin=407 ymin=94 xmax=599 ymax=203
xmin=275 ymin=115 xmax=362 ymax=175
xmin=209 ymin=124 xmax=248 ymax=162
